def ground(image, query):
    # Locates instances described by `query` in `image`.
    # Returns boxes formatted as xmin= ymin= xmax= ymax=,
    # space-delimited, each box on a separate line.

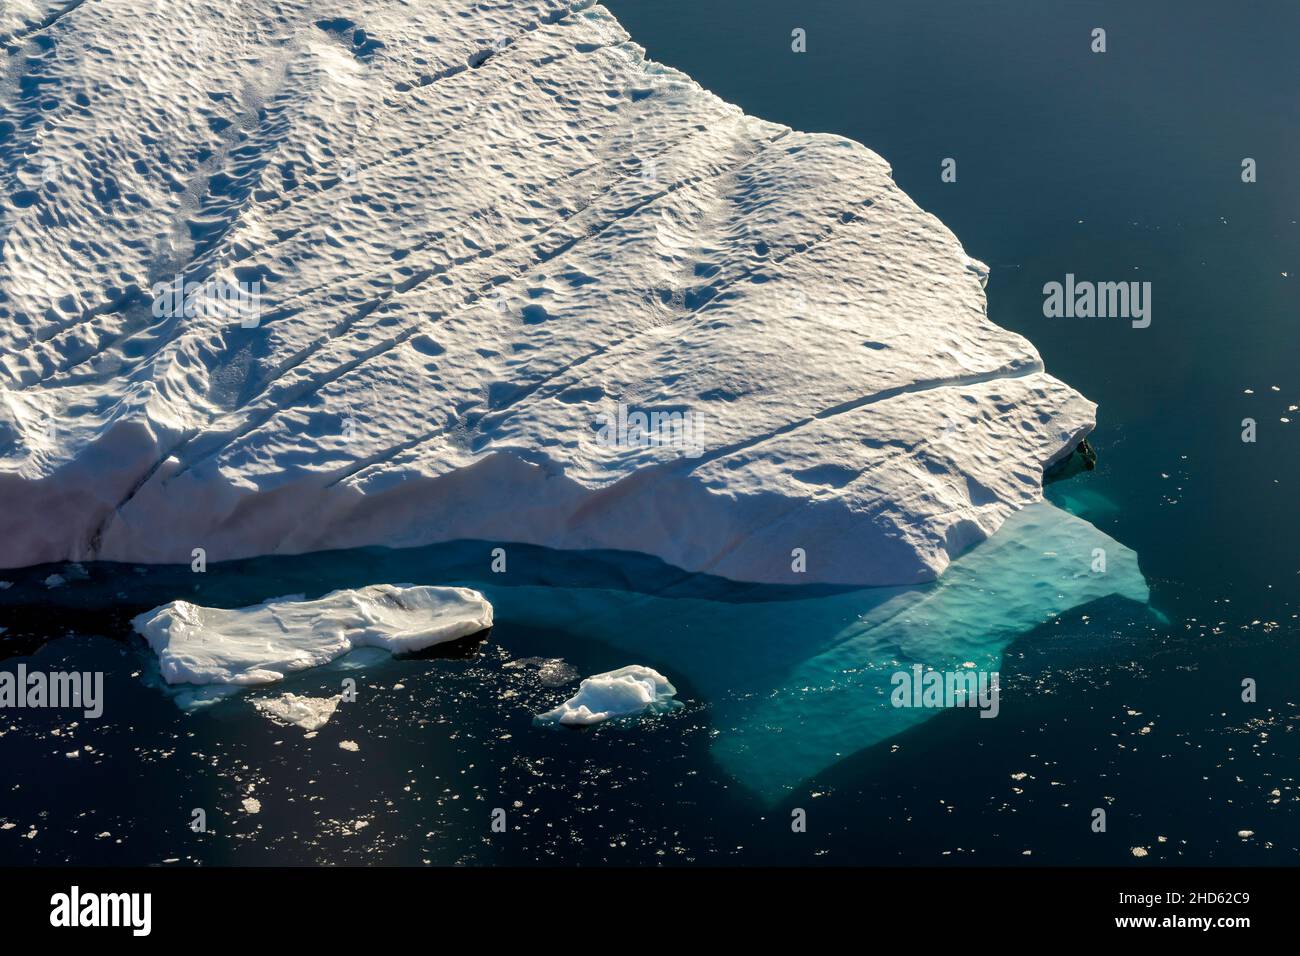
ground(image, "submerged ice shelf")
xmin=1 ymin=0 xmax=1095 ymax=586
xmin=499 ymin=501 xmax=1149 ymax=798
xmin=5 ymin=498 xmax=1146 ymax=799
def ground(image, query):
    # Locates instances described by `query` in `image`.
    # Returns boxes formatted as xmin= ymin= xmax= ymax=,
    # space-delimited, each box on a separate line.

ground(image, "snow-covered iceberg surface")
xmin=0 ymin=0 xmax=68 ymax=40
xmin=132 ymin=585 xmax=492 ymax=686
xmin=1 ymin=0 xmax=1093 ymax=586
xmin=536 ymin=665 xmax=678 ymax=726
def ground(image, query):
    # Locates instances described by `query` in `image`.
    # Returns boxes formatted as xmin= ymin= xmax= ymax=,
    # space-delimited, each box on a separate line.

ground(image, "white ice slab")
xmin=132 ymin=584 xmax=492 ymax=686
xmin=536 ymin=665 xmax=678 ymax=726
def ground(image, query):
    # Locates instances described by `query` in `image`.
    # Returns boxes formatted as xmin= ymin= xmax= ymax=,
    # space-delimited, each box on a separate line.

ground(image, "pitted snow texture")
xmin=0 ymin=1 xmax=1094 ymax=584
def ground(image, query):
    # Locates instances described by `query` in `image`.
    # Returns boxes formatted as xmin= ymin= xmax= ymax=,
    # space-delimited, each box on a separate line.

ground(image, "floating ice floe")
xmin=2 ymin=0 xmax=1093 ymax=588
xmin=132 ymin=584 xmax=492 ymax=686
xmin=253 ymin=693 xmax=343 ymax=732
xmin=536 ymin=665 xmax=679 ymax=726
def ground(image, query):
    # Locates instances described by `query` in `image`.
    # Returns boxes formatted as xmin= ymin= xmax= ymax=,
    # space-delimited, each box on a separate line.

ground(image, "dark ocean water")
xmin=0 ymin=0 xmax=1296 ymax=865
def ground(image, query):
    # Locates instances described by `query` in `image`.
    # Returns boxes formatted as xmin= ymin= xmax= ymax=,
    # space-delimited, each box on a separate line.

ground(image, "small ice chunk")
xmin=536 ymin=665 xmax=678 ymax=726
xmin=254 ymin=693 xmax=342 ymax=732
xmin=242 ymin=798 xmax=261 ymax=814
xmin=43 ymin=574 xmax=65 ymax=589
xmin=132 ymin=584 xmax=492 ymax=686
xmin=338 ymin=740 xmax=360 ymax=752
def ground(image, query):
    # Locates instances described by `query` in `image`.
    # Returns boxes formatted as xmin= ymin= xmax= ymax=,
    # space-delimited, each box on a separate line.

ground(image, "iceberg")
xmin=1 ymin=0 xmax=1093 ymax=586
xmin=131 ymin=584 xmax=493 ymax=686
xmin=536 ymin=664 xmax=678 ymax=725
xmin=1 ymin=0 xmax=1151 ymax=801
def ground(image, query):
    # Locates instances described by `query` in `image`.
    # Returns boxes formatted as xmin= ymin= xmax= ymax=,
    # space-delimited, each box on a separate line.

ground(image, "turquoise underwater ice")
xmin=8 ymin=500 xmax=1147 ymax=802
xmin=482 ymin=501 xmax=1149 ymax=799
